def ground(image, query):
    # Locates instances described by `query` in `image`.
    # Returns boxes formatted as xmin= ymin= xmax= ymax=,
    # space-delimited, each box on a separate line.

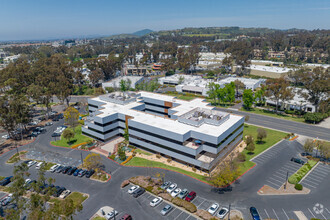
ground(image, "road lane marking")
xmin=282 ymin=209 xmax=289 ymax=220
xmin=264 ymin=209 xmax=270 ymax=219
xmin=308 ymin=208 xmax=316 ymax=218
xmin=273 ymin=209 xmax=279 ymax=220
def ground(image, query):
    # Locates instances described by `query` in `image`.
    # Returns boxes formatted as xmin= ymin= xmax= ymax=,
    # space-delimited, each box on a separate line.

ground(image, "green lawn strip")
xmin=93 ymin=217 xmax=106 ymax=220
xmin=0 ymin=186 xmax=10 ymax=192
xmin=134 ymin=149 xmax=152 ymax=156
xmin=237 ymin=124 xmax=288 ymax=174
xmin=0 ymin=176 xmax=4 ymax=181
xmin=126 ymin=157 xmax=211 ymax=184
xmin=50 ymin=125 xmax=92 ymax=148
xmin=240 ymin=107 xmax=305 ymax=123
xmin=7 ymin=151 xmax=27 ymax=163
xmin=288 ymin=160 xmax=318 ymax=184
xmin=44 ymin=162 xmax=56 ymax=171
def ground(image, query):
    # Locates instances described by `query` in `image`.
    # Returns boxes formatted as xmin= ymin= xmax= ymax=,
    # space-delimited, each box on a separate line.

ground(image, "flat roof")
xmin=91 ymin=92 xmax=243 ymax=137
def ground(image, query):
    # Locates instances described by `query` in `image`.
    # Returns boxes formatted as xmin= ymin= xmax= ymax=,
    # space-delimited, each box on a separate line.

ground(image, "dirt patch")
xmin=258 ymin=182 xmax=310 ymax=195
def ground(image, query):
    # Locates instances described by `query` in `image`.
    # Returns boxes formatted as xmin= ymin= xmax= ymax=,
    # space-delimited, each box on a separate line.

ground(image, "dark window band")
xmin=144 ymin=102 xmax=171 ymax=109
xmin=88 ymin=104 xmax=98 ymax=108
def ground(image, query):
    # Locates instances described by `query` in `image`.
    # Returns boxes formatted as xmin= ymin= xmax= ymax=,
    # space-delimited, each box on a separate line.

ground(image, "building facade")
xmin=83 ymin=92 xmax=244 ymax=171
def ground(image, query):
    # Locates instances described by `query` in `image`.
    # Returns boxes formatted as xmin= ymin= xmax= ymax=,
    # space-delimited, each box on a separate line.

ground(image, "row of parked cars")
xmin=51 ymin=125 xmax=67 ymax=137
xmin=161 ymin=181 xmax=196 ymax=202
xmin=0 ymin=193 xmax=13 ymax=206
xmin=23 ymin=178 xmax=71 ymax=198
xmin=49 ymin=164 xmax=95 ymax=178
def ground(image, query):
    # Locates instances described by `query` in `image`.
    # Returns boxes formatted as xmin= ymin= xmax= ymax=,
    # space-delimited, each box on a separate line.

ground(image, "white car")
xmin=128 ymin=185 xmax=140 ymax=194
xmin=166 ymin=183 xmax=177 ymax=193
xmin=208 ymin=203 xmax=219 ymax=215
xmin=170 ymin=188 xmax=181 ymax=197
xmin=1 ymin=194 xmax=13 ymax=206
xmin=150 ymin=197 xmax=163 ymax=207
xmin=59 ymin=190 xmax=71 ymax=199
xmin=24 ymin=179 xmax=32 ymax=186
xmin=35 ymin=162 xmax=44 ymax=169
xmin=49 ymin=164 xmax=60 ymax=172
xmin=1 ymin=134 xmax=9 ymax=139
xmin=217 ymin=207 xmax=229 ymax=218
xmin=105 ymin=210 xmax=119 ymax=220
xmin=27 ymin=161 xmax=37 ymax=167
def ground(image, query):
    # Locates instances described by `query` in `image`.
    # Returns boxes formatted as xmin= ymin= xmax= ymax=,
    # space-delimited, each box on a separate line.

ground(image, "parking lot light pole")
xmin=284 ymin=171 xmax=289 ymax=190
xmin=228 ymin=204 xmax=231 ymax=220
xmin=81 ymin=152 xmax=84 ymax=167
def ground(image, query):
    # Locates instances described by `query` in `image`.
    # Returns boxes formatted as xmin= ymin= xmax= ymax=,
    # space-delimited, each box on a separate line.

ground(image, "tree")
xmin=123 ymin=128 xmax=129 ymax=141
xmin=255 ymin=85 xmax=266 ymax=106
xmin=298 ymin=67 xmax=330 ymax=112
xmin=245 ymin=135 xmax=254 ymax=146
xmin=265 ymin=77 xmax=294 ymax=113
xmin=225 ymin=82 xmax=235 ymax=104
xmin=245 ymin=115 xmax=250 ymax=122
xmin=83 ymin=153 xmax=102 ymax=170
xmin=63 ymin=129 xmax=75 ymax=143
xmin=118 ymin=146 xmax=126 ymax=161
xmin=257 ymin=128 xmax=267 ymax=143
xmin=210 ymin=161 xmax=239 ymax=187
xmin=246 ymin=142 xmax=255 ymax=154
xmin=242 ymin=89 xmax=254 ymax=109
xmin=64 ymin=106 xmax=79 ymax=127
xmin=234 ymin=80 xmax=245 ymax=97
xmin=178 ymin=76 xmax=185 ymax=84
xmin=319 ymin=144 xmax=330 ymax=160
xmin=303 ymin=139 xmax=314 ymax=154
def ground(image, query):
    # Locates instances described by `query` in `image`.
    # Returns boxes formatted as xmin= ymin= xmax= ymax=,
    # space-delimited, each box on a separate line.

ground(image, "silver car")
xmin=161 ymin=204 xmax=173 ymax=216
xmin=177 ymin=188 xmax=189 ymax=199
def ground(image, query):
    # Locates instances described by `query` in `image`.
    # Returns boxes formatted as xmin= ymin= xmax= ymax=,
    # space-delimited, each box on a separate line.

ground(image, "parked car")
xmin=166 ymin=183 xmax=177 ymax=193
xmin=291 ymin=157 xmax=305 ymax=165
xmin=78 ymin=169 xmax=87 ymax=177
xmin=128 ymin=185 xmax=140 ymax=194
xmin=301 ymin=152 xmax=311 ymax=157
xmin=85 ymin=169 xmax=95 ymax=178
xmin=160 ymin=181 xmax=171 ymax=189
xmin=208 ymin=203 xmax=219 ymax=215
xmin=67 ymin=167 xmax=77 ymax=175
xmin=62 ymin=166 xmax=71 ymax=174
xmin=22 ymin=160 xmax=32 ymax=165
xmin=25 ymin=180 xmax=36 ymax=190
xmin=132 ymin=188 xmax=145 ymax=198
xmin=217 ymin=207 xmax=229 ymax=218
xmin=161 ymin=204 xmax=173 ymax=216
xmin=250 ymin=207 xmax=261 ymax=220
xmin=24 ymin=179 xmax=32 ymax=186
xmin=185 ymin=191 xmax=196 ymax=202
xmin=27 ymin=160 xmax=37 ymax=167
xmin=50 ymin=164 xmax=60 ymax=172
xmin=51 ymin=132 xmax=61 ymax=137
xmin=53 ymin=186 xmax=66 ymax=197
xmin=55 ymin=165 xmax=64 ymax=173
xmin=73 ymin=168 xmax=82 ymax=176
xmin=150 ymin=197 xmax=163 ymax=207
xmin=171 ymin=188 xmax=181 ymax=197
xmin=35 ymin=162 xmax=44 ymax=169
xmin=0 ymin=176 xmax=13 ymax=186
xmin=1 ymin=134 xmax=9 ymax=139
xmin=120 ymin=214 xmax=132 ymax=220
xmin=177 ymin=188 xmax=189 ymax=199
xmin=1 ymin=194 xmax=13 ymax=206
xmin=59 ymin=189 xmax=71 ymax=199
xmin=45 ymin=122 xmax=53 ymax=126
xmin=105 ymin=210 xmax=119 ymax=220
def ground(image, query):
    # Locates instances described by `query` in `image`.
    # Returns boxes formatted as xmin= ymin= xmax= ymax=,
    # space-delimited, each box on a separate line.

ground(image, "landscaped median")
xmin=50 ymin=125 xmax=93 ymax=148
xmin=288 ymin=160 xmax=318 ymax=184
xmin=6 ymin=151 xmax=27 ymax=164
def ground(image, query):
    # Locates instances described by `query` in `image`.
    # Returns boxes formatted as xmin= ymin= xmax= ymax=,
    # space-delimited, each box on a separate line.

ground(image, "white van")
xmin=35 ymin=162 xmax=44 ymax=170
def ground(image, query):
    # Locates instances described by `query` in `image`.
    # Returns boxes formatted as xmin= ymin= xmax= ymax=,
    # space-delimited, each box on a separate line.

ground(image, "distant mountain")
xmin=132 ymin=29 xmax=153 ymax=36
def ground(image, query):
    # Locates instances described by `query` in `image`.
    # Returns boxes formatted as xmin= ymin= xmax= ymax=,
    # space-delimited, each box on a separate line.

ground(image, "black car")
xmin=53 ymin=186 xmax=66 ymax=197
xmin=85 ymin=169 xmax=95 ymax=178
xmin=250 ymin=207 xmax=260 ymax=220
xmin=25 ymin=180 xmax=37 ymax=190
xmin=73 ymin=169 xmax=81 ymax=176
xmin=301 ymin=152 xmax=312 ymax=157
xmin=0 ymin=176 xmax=13 ymax=186
xmin=62 ymin=166 xmax=71 ymax=174
xmin=291 ymin=157 xmax=305 ymax=165
xmin=67 ymin=167 xmax=77 ymax=175
xmin=22 ymin=160 xmax=32 ymax=165
xmin=51 ymin=132 xmax=61 ymax=137
xmin=132 ymin=188 xmax=145 ymax=198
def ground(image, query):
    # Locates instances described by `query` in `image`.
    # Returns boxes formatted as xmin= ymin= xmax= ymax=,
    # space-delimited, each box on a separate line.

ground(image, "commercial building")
xmin=83 ymin=92 xmax=244 ymax=171
xmin=158 ymin=74 xmax=202 ymax=85
xmin=102 ymin=76 xmax=144 ymax=90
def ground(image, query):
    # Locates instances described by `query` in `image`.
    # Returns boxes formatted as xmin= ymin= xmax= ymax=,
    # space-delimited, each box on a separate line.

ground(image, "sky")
xmin=1 ymin=0 xmax=329 ymax=41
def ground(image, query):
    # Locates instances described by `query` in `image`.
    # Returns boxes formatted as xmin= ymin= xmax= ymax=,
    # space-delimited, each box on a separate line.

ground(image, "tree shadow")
xmin=211 ymin=186 xmax=233 ymax=194
xmin=67 ymin=139 xmax=77 ymax=145
xmin=247 ymin=152 xmax=255 ymax=155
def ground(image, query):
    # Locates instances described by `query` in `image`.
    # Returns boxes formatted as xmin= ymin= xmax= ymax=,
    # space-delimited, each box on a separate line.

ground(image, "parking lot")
xmin=122 ymin=184 xmax=197 ymax=220
xmin=251 ymin=140 xmax=289 ymax=166
xmin=300 ymin=163 xmax=330 ymax=190
xmin=263 ymin=160 xmax=302 ymax=189
xmin=24 ymin=150 xmax=82 ymax=167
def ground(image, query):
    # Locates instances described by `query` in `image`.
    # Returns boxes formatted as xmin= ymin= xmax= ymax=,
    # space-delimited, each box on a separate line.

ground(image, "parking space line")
xmin=317 ymin=165 xmax=330 ymax=171
xmin=325 ymin=208 xmax=330 ymax=214
xmin=282 ymin=209 xmax=289 ymax=220
xmin=308 ymin=208 xmax=316 ymax=218
xmin=302 ymin=178 xmax=319 ymax=185
xmin=174 ymin=211 xmax=183 ymax=220
xmin=197 ymin=200 xmax=206 ymax=208
xmin=320 ymin=210 xmax=327 ymax=220
xmin=314 ymin=169 xmax=329 ymax=175
xmin=273 ymin=174 xmax=285 ymax=180
xmin=185 ymin=215 xmax=191 ymax=220
xmin=266 ymin=180 xmax=281 ymax=188
xmin=253 ymin=158 xmax=267 ymax=163
xmin=301 ymin=182 xmax=317 ymax=188
xmin=264 ymin=209 xmax=270 ymax=219
xmin=309 ymin=172 xmax=327 ymax=178
xmin=269 ymin=177 xmax=284 ymax=183
xmin=308 ymin=173 xmax=324 ymax=180
xmin=283 ymin=165 xmax=300 ymax=171
xmin=272 ymin=209 xmax=279 ymax=220
xmin=275 ymin=172 xmax=287 ymax=177
xmin=304 ymin=176 xmax=322 ymax=182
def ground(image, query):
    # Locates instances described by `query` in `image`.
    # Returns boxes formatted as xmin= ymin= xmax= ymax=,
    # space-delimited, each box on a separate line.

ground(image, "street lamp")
xmin=284 ymin=171 xmax=289 ymax=190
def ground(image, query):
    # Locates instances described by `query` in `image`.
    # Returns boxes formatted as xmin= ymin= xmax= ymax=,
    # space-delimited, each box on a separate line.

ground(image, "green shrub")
xmin=78 ymin=120 xmax=84 ymax=125
xmin=295 ymin=183 xmax=303 ymax=190
xmin=192 ymin=167 xmax=196 ymax=172
xmin=109 ymin=154 xmax=116 ymax=160
xmin=105 ymin=87 xmax=115 ymax=93
xmin=146 ymin=186 xmax=153 ymax=192
xmin=288 ymin=160 xmax=317 ymax=184
xmin=172 ymin=197 xmax=197 ymax=213
xmin=156 ymin=154 xmax=161 ymax=159
xmin=304 ymin=112 xmax=327 ymax=123
xmin=237 ymin=152 xmax=246 ymax=162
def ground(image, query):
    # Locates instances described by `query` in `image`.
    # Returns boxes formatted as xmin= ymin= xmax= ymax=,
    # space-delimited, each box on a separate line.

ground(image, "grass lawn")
xmin=93 ymin=217 xmax=106 ymax=220
xmin=44 ymin=162 xmax=56 ymax=171
xmin=288 ymin=160 xmax=318 ymax=184
xmin=134 ymin=149 xmax=152 ymax=156
xmin=66 ymin=192 xmax=88 ymax=207
xmin=50 ymin=125 xmax=92 ymax=148
xmin=238 ymin=124 xmax=289 ymax=174
xmin=7 ymin=151 xmax=27 ymax=164
xmin=126 ymin=157 xmax=211 ymax=184
xmin=240 ymin=107 xmax=305 ymax=123
xmin=0 ymin=176 xmax=4 ymax=181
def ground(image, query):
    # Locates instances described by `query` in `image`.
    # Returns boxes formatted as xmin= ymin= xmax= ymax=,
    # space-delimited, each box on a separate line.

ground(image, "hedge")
xmin=172 ymin=197 xmax=197 ymax=213
xmin=295 ymin=183 xmax=303 ymax=190
xmin=71 ymin=142 xmax=88 ymax=149
xmin=288 ymin=160 xmax=317 ymax=184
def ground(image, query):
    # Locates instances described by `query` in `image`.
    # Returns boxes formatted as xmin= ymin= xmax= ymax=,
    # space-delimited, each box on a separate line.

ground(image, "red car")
xmin=120 ymin=214 xmax=132 ymax=220
xmin=185 ymin=191 xmax=196 ymax=202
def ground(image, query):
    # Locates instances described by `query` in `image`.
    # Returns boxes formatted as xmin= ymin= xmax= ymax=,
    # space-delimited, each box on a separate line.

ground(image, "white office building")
xmin=102 ymin=76 xmax=144 ymax=90
xmin=83 ymin=92 xmax=244 ymax=171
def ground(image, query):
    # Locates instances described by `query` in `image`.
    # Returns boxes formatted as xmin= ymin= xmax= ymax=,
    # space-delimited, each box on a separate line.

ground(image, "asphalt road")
xmin=1 ymin=119 xmax=330 ymax=220
xmin=215 ymin=107 xmax=330 ymax=141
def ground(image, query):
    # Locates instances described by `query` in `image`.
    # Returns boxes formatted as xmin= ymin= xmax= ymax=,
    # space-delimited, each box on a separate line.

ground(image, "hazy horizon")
xmin=1 ymin=0 xmax=329 ymax=41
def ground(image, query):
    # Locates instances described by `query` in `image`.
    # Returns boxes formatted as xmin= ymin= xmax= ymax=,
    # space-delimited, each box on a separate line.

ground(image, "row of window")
xmin=88 ymin=103 xmax=98 ymax=109
xmin=204 ymin=124 xmax=244 ymax=148
xmin=144 ymin=102 xmax=171 ymax=109
xmin=94 ymin=119 xmax=126 ymax=127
